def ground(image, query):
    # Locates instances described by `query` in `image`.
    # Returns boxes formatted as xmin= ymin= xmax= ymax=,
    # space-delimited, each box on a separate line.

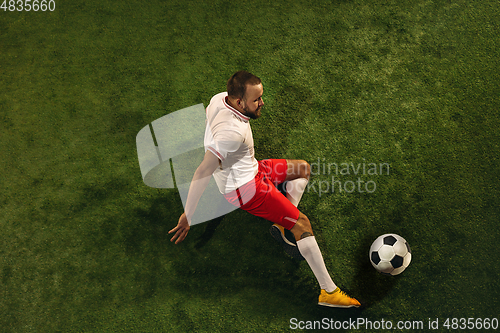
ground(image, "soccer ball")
xmin=369 ymin=234 xmax=412 ymax=275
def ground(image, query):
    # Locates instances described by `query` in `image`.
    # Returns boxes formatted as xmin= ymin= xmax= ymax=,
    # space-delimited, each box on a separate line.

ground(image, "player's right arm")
xmin=168 ymin=150 xmax=220 ymax=244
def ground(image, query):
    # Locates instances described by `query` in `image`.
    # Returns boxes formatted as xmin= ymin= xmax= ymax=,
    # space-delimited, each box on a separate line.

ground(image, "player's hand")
xmin=168 ymin=213 xmax=190 ymax=244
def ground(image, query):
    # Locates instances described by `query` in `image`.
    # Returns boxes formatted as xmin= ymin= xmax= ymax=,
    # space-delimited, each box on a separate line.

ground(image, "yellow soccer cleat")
xmin=318 ymin=288 xmax=361 ymax=308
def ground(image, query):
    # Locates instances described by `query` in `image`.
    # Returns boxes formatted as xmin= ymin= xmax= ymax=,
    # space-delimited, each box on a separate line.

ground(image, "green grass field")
xmin=1 ymin=0 xmax=499 ymax=331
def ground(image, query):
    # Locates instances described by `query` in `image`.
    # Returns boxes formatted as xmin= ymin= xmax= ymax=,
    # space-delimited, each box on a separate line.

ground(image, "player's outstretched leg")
xmin=291 ymin=213 xmax=361 ymax=308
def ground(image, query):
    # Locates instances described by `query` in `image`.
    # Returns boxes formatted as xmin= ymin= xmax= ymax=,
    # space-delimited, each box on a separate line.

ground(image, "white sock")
xmin=297 ymin=236 xmax=337 ymax=293
xmin=285 ymin=178 xmax=308 ymax=207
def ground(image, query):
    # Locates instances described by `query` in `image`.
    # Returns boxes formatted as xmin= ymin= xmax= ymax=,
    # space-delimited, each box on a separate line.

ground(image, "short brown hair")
xmin=227 ymin=71 xmax=262 ymax=100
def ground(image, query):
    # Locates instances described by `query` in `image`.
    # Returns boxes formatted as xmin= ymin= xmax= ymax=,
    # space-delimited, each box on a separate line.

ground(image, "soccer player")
xmin=169 ymin=71 xmax=361 ymax=308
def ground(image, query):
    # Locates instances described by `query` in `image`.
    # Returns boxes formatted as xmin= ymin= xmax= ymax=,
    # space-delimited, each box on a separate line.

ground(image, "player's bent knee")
xmin=297 ymin=213 xmax=311 ymax=227
xmin=299 ymin=160 xmax=311 ymax=180
xmin=291 ymin=213 xmax=313 ymax=240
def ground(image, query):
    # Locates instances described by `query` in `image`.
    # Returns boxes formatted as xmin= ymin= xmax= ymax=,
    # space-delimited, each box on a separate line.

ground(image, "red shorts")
xmin=223 ymin=159 xmax=300 ymax=230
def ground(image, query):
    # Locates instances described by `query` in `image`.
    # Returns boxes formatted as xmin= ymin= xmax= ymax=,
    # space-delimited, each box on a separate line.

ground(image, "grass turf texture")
xmin=1 ymin=0 xmax=499 ymax=331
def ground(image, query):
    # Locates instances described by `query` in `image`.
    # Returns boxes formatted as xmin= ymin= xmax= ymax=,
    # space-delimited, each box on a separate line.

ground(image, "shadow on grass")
xmin=73 ymin=184 xmax=396 ymax=328
xmin=351 ymin=233 xmax=399 ymax=308
xmin=112 ymin=192 xmax=379 ymax=321
xmin=194 ymin=215 xmax=224 ymax=250
xmin=120 ymin=193 xmax=304 ymax=292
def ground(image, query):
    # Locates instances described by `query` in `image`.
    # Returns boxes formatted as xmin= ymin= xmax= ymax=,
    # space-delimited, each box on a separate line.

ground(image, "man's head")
xmin=227 ymin=71 xmax=264 ymax=119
